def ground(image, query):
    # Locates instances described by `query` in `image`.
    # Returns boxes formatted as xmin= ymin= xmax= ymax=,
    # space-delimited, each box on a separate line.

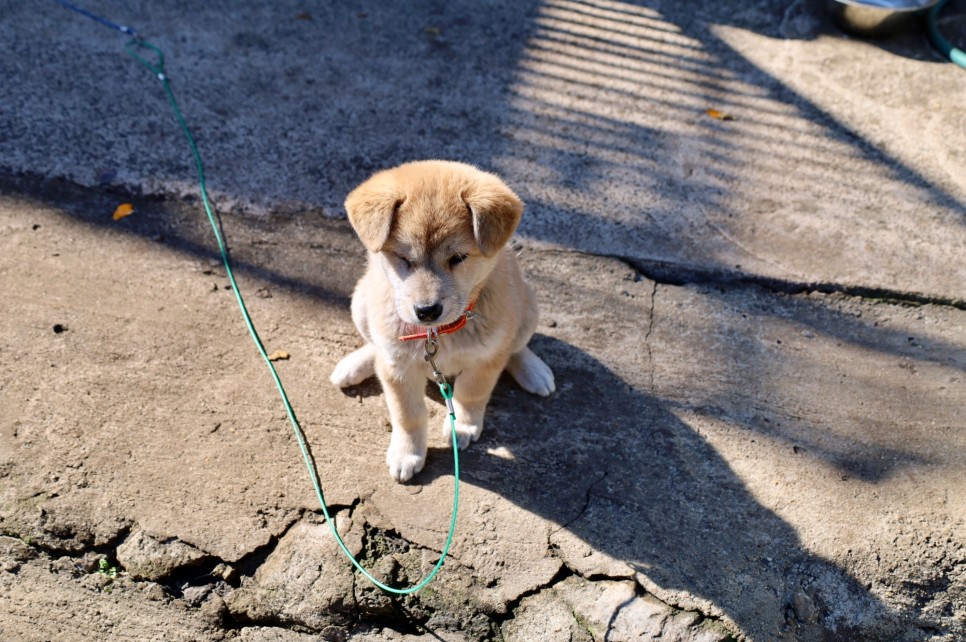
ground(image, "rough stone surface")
xmin=116 ymin=529 xmax=211 ymax=581
xmin=368 ymin=481 xmax=564 ymax=612
xmin=1 ymin=0 xmax=965 ymax=641
xmin=0 ymin=556 xmax=224 ymax=641
xmin=552 ymin=576 xmax=733 ymax=642
xmin=501 ymin=588 xmax=594 ymax=642
xmin=225 ymin=514 xmax=361 ymax=631
xmin=0 ymin=535 xmax=37 ymax=573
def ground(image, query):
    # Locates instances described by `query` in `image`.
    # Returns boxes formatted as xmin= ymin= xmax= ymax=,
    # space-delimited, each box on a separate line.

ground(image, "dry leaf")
xmin=706 ymin=108 xmax=736 ymax=121
xmin=112 ymin=203 xmax=134 ymax=221
xmin=268 ymin=350 xmax=290 ymax=362
xmin=424 ymin=26 xmax=442 ymax=36
xmin=295 ymin=12 xmax=312 ymax=20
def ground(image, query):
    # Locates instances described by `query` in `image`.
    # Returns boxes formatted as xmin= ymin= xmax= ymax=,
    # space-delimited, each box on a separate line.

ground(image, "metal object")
xmin=425 ymin=337 xmax=456 ymax=417
xmin=827 ymin=0 xmax=939 ymax=37
xmin=424 ymin=336 xmax=446 ymax=386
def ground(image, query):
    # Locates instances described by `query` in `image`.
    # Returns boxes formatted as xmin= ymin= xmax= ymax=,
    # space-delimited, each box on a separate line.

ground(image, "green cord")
xmin=123 ymin=38 xmax=460 ymax=595
xmin=929 ymin=0 xmax=966 ymax=70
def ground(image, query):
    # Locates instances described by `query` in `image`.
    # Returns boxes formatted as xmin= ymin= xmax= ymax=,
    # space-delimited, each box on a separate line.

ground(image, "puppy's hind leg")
xmin=331 ymin=277 xmax=378 ymax=388
xmin=504 ymin=281 xmax=554 ymax=396
xmin=506 ymin=346 xmax=555 ymax=397
xmin=330 ymin=344 xmax=376 ymax=387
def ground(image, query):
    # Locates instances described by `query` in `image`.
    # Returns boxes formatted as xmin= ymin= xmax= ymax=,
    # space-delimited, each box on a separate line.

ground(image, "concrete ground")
xmin=1 ymin=0 xmax=964 ymax=640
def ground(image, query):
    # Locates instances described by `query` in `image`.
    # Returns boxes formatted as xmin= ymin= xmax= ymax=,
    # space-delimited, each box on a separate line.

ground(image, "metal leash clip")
xmin=424 ymin=333 xmax=440 ymax=363
xmin=424 ymin=335 xmax=456 ymax=417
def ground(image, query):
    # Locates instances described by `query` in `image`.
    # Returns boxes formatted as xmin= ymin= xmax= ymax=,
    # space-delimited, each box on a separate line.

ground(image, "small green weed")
xmin=98 ymin=558 xmax=119 ymax=580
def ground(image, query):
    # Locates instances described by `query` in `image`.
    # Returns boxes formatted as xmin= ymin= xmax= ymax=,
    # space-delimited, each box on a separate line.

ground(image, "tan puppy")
xmin=330 ymin=160 xmax=555 ymax=482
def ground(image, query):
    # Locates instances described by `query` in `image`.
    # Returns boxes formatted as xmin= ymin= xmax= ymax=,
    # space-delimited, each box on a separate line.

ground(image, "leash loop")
xmin=124 ymin=38 xmax=165 ymax=77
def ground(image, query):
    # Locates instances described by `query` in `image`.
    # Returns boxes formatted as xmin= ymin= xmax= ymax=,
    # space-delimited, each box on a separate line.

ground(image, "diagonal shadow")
xmin=6 ymin=1 xmax=963 ymax=298
xmin=415 ymin=334 xmax=922 ymax=640
xmin=492 ymin=0 xmax=966 ymax=303
xmin=3 ymin=0 xmax=963 ymax=639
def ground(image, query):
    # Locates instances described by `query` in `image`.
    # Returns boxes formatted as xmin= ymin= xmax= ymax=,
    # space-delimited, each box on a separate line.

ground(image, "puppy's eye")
xmin=394 ymin=254 xmax=412 ymax=269
xmin=448 ymin=253 xmax=467 ymax=268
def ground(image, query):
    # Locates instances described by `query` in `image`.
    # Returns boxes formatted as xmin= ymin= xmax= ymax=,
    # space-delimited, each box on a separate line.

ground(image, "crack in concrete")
xmin=493 ymin=564 xmax=576 ymax=623
xmin=640 ymin=258 xmax=964 ymax=309
xmin=629 ymin=568 xmax=740 ymax=640
xmin=222 ymin=509 xmax=306 ymax=580
xmin=0 ymin=466 xmax=736 ymax=640
xmin=495 ymin=552 xmax=739 ymax=642
xmin=643 ymin=281 xmax=658 ymax=394
xmin=551 ymin=471 xmax=609 ymax=537
xmin=602 ymin=592 xmax=636 ymax=642
xmin=576 ymin=251 xmax=966 ymax=310
xmin=0 ymin=522 xmax=132 ymax=562
xmin=1 ymin=450 xmax=738 ymax=641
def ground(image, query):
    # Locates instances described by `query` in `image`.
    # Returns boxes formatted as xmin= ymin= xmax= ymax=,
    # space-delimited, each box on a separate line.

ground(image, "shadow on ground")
xmin=414 ymin=338 xmax=938 ymax=640
xmin=2 ymin=0 xmax=964 ymax=639
xmin=492 ymin=0 xmax=965 ymax=299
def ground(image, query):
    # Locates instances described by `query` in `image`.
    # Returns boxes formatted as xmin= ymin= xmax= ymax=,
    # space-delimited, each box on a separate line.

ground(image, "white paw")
xmin=330 ymin=345 xmax=375 ymax=388
xmin=441 ymin=415 xmax=482 ymax=450
xmin=507 ymin=347 xmax=555 ymax=397
xmin=386 ymin=432 xmax=426 ymax=483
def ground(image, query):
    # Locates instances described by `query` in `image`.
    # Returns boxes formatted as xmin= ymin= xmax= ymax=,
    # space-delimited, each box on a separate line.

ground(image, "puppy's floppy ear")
xmin=344 ymin=171 xmax=405 ymax=253
xmin=462 ymin=173 xmax=524 ymax=257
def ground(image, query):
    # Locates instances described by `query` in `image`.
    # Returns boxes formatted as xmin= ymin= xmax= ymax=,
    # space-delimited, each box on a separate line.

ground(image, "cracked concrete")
xmin=1 ymin=0 xmax=965 ymax=640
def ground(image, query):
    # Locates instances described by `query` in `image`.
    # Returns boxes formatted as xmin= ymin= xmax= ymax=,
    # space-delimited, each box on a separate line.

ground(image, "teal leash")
xmin=929 ymin=0 xmax=966 ymax=70
xmin=55 ymin=0 xmax=460 ymax=595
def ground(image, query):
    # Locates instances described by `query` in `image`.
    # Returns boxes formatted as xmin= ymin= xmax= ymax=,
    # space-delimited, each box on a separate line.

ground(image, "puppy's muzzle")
xmin=414 ymin=302 xmax=443 ymax=323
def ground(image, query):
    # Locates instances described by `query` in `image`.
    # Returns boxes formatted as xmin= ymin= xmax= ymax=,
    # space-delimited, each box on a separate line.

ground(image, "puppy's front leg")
xmin=330 ymin=343 xmax=375 ymax=388
xmin=377 ymin=358 xmax=428 ymax=482
xmin=443 ymin=359 xmax=505 ymax=449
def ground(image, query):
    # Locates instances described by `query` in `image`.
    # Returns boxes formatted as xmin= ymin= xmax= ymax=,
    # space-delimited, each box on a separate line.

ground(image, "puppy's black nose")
xmin=414 ymin=303 xmax=443 ymax=323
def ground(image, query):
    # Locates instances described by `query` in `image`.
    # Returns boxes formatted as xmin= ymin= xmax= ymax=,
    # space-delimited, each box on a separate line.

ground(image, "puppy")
xmin=330 ymin=160 xmax=555 ymax=482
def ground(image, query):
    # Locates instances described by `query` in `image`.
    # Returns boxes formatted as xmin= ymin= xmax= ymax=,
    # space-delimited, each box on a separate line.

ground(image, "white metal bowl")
xmin=827 ymin=0 xmax=939 ymax=36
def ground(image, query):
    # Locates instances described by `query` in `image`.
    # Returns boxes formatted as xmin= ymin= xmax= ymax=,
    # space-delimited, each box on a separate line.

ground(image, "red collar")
xmin=399 ymin=300 xmax=477 ymax=342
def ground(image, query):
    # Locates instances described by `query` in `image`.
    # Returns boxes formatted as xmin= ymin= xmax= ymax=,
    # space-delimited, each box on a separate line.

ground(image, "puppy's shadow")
xmin=337 ymin=371 xmax=462 ymax=406
xmin=338 ymin=378 xmax=383 ymax=400
xmin=413 ymin=333 xmax=912 ymax=640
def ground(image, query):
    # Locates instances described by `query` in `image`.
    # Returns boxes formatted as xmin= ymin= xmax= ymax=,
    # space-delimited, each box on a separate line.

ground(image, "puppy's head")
xmin=345 ymin=160 xmax=523 ymax=327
